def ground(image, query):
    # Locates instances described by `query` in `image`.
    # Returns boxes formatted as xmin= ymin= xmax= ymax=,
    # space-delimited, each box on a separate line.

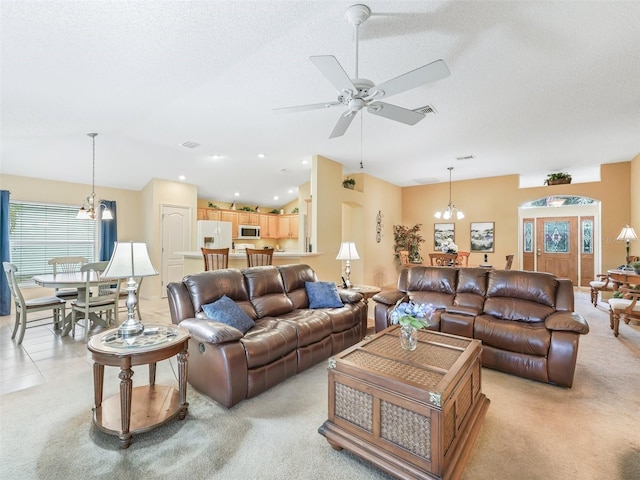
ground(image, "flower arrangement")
xmin=440 ymin=238 xmax=458 ymax=253
xmin=390 ymin=301 xmax=436 ymax=330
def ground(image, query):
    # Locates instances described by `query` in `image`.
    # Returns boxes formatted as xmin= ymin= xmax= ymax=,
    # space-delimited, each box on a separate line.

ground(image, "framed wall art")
xmin=434 ymin=223 xmax=455 ymax=250
xmin=470 ymin=222 xmax=495 ymax=252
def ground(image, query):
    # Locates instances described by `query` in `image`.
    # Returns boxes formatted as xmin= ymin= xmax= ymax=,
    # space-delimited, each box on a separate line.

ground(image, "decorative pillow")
xmin=305 ymin=281 xmax=344 ymax=309
xmin=201 ymin=295 xmax=255 ymax=333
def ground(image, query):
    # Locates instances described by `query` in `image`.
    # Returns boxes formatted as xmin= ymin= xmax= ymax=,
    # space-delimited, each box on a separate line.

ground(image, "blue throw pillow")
xmin=201 ymin=295 xmax=255 ymax=333
xmin=306 ymin=281 xmax=344 ymax=309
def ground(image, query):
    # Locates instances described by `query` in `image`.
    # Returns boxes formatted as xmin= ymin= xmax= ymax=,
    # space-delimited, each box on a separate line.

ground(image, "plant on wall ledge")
xmin=544 ymin=172 xmax=572 ymax=186
xmin=393 ymin=224 xmax=425 ymax=263
xmin=291 ymin=207 xmax=299 ymax=213
xmin=342 ymin=177 xmax=356 ymax=189
xmin=238 ymin=206 xmax=255 ymax=212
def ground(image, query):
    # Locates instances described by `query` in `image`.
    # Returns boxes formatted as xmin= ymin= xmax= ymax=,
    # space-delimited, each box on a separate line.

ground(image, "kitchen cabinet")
xmin=197 ymin=208 xmax=221 ymax=221
xmin=220 ymin=211 xmax=239 ymax=238
xmin=238 ymin=212 xmax=260 ymax=226
xmin=260 ymin=214 xmax=278 ymax=239
xmin=277 ymin=214 xmax=299 ymax=239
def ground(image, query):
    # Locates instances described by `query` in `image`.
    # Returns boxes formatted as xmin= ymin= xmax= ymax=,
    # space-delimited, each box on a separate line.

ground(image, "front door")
xmin=535 ymin=217 xmax=578 ymax=284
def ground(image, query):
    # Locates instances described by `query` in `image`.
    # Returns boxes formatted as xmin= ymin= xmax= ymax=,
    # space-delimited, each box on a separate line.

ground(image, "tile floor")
xmin=0 ymin=295 xmax=173 ymax=396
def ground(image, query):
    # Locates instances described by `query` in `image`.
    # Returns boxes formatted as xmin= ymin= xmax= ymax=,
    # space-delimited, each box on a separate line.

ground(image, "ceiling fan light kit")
xmin=276 ymin=4 xmax=450 ymax=139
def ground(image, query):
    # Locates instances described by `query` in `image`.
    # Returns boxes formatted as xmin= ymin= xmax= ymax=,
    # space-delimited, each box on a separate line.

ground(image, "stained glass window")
xmin=544 ymin=221 xmax=569 ymax=253
xmin=582 ymin=219 xmax=593 ymax=254
xmin=524 ymin=222 xmax=533 ymax=253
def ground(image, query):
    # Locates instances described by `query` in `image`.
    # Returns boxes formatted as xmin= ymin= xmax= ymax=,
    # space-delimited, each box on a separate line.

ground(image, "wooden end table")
xmin=319 ymin=326 xmax=489 ymax=480
xmin=87 ymin=325 xmax=190 ymax=448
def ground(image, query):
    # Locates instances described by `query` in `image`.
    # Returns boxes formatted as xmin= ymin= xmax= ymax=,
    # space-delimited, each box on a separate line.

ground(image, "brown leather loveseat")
xmin=372 ymin=267 xmax=589 ymax=387
xmin=167 ymin=264 xmax=367 ymax=407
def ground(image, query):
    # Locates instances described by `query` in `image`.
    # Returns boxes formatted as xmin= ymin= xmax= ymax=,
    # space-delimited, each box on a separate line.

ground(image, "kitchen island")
xmin=178 ymin=251 xmax=322 ymax=275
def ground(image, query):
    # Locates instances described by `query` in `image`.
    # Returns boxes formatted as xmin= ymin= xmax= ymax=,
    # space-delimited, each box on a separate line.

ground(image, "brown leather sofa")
xmin=167 ymin=264 xmax=367 ymax=407
xmin=372 ymin=267 xmax=589 ymax=387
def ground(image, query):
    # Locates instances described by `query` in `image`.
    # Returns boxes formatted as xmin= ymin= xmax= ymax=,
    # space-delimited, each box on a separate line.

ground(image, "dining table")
xmin=32 ymin=271 xmax=116 ymax=336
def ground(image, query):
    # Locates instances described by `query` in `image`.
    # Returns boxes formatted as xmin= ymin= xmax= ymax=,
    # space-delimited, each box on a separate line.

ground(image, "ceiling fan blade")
xmin=329 ymin=111 xmax=356 ymax=138
xmin=369 ymin=59 xmax=450 ymax=99
xmin=274 ymin=101 xmax=342 ymax=113
xmin=310 ymin=55 xmax=356 ymax=94
xmin=367 ymin=102 xmax=425 ymax=125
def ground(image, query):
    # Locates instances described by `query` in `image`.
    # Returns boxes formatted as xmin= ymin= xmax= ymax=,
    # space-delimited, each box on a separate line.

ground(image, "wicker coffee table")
xmin=319 ymin=326 xmax=489 ymax=480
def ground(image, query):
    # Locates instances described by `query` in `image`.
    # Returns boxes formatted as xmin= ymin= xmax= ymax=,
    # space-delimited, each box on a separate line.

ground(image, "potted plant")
xmin=342 ymin=177 xmax=356 ymax=189
xmin=393 ymin=224 xmax=425 ymax=263
xmin=544 ymin=172 xmax=572 ymax=185
xmin=630 ymin=261 xmax=640 ymax=274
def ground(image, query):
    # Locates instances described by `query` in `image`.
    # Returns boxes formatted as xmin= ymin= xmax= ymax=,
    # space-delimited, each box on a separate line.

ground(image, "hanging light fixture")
xmin=434 ymin=167 xmax=464 ymax=220
xmin=76 ymin=133 xmax=113 ymax=220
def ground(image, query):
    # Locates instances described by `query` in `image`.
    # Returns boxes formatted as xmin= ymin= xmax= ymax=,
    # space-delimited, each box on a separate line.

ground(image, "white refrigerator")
xmin=197 ymin=221 xmax=233 ymax=250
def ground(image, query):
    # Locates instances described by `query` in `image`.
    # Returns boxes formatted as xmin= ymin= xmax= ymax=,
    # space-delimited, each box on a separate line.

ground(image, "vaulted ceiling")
xmin=2 ymin=1 xmax=639 ymax=207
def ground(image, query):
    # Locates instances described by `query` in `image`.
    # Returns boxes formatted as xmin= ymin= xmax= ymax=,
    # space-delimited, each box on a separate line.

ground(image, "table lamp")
xmin=616 ymin=225 xmax=638 ymax=270
xmin=336 ymin=241 xmax=360 ymax=288
xmin=103 ymin=242 xmax=158 ymax=336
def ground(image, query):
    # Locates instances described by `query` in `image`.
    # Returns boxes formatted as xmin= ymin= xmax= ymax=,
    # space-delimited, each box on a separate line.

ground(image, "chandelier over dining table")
xmin=76 ymin=132 xmax=113 ymax=220
xmin=434 ymin=166 xmax=464 ymax=220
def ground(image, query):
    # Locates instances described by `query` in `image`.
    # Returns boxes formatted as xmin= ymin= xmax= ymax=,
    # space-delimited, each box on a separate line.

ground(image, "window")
xmin=9 ymin=201 xmax=97 ymax=283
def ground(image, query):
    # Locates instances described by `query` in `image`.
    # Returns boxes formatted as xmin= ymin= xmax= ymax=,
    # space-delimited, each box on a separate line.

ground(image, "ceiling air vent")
xmin=455 ymin=155 xmax=475 ymax=161
xmin=412 ymin=105 xmax=437 ymax=115
xmin=180 ymin=141 xmax=200 ymax=149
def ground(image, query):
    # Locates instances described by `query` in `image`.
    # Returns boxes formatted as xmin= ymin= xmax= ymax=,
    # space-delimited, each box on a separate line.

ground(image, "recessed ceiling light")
xmin=234 ymin=192 xmax=240 ymax=197
xmin=288 ymin=189 xmax=294 ymax=194
xmin=302 ymin=160 xmax=309 ymax=165
xmin=274 ymin=196 xmax=279 ymax=200
xmin=178 ymin=175 xmax=186 ymax=181
xmin=211 ymin=154 xmax=223 ymax=159
xmin=258 ymin=153 xmax=266 ymax=158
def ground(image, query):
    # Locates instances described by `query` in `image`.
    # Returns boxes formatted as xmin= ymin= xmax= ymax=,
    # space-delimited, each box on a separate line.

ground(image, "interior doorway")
xmin=160 ymin=204 xmax=191 ymax=298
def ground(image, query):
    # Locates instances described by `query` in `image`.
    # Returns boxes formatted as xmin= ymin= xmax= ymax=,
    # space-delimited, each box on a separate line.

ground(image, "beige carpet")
xmin=1 ymin=291 xmax=639 ymax=480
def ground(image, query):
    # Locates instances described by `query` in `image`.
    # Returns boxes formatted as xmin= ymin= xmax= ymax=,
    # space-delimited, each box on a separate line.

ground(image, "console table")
xmin=608 ymin=269 xmax=640 ymax=288
xmin=87 ymin=325 xmax=190 ymax=448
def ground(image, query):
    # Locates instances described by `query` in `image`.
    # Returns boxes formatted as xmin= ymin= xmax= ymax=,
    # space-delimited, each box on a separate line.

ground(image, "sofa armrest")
xmin=545 ymin=312 xmax=590 ymax=334
xmin=445 ymin=305 xmax=481 ymax=316
xmin=372 ymin=290 xmax=406 ymax=307
xmin=179 ymin=318 xmax=244 ymax=345
xmin=338 ymin=289 xmax=364 ymax=304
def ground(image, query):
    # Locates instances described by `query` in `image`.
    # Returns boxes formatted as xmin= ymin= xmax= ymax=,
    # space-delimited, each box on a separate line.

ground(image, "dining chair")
xmin=3 ymin=262 xmax=67 ymax=344
xmin=589 ymin=273 xmax=614 ymax=307
xmin=48 ymin=256 xmax=89 ymax=300
xmin=455 ymin=251 xmax=470 ymax=267
xmin=504 ymin=255 xmax=514 ymax=270
xmin=607 ymin=286 xmax=640 ymax=337
xmin=428 ymin=253 xmax=457 ymax=266
xmin=201 ymin=247 xmax=230 ymax=271
xmin=70 ymin=261 xmax=120 ymax=341
xmin=246 ymin=248 xmax=274 ymax=267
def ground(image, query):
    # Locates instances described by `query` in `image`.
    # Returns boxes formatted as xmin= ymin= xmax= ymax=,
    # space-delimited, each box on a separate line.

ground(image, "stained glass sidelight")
xmin=524 ymin=222 xmax=533 ymax=253
xmin=582 ymin=219 xmax=593 ymax=254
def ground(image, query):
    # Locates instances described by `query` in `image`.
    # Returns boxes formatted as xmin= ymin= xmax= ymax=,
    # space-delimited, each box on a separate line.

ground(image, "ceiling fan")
xmin=275 ymin=4 xmax=451 ymax=139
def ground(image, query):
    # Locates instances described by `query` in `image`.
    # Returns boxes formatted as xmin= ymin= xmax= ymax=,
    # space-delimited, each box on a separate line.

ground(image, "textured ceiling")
xmin=2 ymin=0 xmax=639 ymax=207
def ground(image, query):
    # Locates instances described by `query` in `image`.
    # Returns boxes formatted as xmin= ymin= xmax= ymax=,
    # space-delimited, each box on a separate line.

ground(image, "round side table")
xmin=87 ymin=325 xmax=190 ymax=448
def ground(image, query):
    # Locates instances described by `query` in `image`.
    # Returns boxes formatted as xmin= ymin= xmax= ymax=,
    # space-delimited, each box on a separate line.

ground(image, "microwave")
xmin=238 ymin=225 xmax=261 ymax=239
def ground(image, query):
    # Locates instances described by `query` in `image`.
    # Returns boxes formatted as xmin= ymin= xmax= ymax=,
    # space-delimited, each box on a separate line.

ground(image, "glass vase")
xmin=399 ymin=325 xmax=418 ymax=351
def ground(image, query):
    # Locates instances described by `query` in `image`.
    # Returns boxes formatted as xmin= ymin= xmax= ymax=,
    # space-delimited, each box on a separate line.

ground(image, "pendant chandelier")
xmin=434 ymin=167 xmax=464 ymax=220
xmin=76 ymin=133 xmax=113 ymax=220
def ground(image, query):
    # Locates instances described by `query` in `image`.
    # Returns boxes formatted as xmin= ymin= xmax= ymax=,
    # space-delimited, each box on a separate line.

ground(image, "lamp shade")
xmin=336 ymin=242 xmax=360 ymax=260
xmin=103 ymin=242 xmax=158 ymax=279
xmin=616 ymin=225 xmax=638 ymax=241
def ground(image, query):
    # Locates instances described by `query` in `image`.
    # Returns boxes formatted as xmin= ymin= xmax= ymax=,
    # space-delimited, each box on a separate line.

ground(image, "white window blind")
xmin=9 ymin=201 xmax=97 ymax=283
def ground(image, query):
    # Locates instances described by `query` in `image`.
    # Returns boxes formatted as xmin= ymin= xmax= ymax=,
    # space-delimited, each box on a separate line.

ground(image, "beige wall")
xmin=401 ymin=162 xmax=633 ymax=271
xmin=630 ymin=153 xmax=640 ymax=259
xmin=0 ymin=174 xmax=142 ymax=242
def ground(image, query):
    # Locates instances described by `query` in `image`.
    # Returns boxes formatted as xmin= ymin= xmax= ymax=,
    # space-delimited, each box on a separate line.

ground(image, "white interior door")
xmin=161 ymin=205 xmax=191 ymax=298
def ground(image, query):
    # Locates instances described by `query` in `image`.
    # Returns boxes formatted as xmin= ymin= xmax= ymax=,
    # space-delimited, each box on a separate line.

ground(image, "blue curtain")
xmin=0 ymin=190 xmax=11 ymax=315
xmin=99 ymin=200 xmax=118 ymax=261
